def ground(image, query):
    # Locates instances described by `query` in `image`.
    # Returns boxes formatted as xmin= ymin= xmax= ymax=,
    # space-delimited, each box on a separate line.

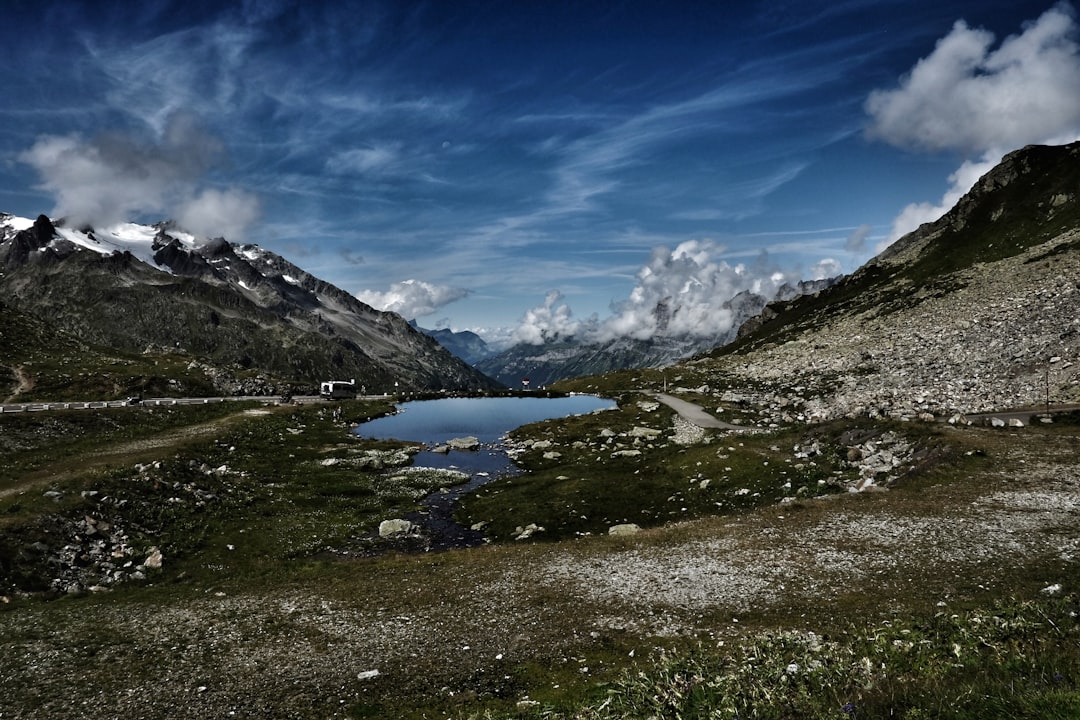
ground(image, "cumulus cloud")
xmin=513 ymin=240 xmax=810 ymax=345
xmin=866 ymin=3 xmax=1080 ymax=154
xmin=512 ymin=290 xmax=586 ymax=345
xmin=866 ymin=3 xmax=1080 ymax=245
xmin=809 ymin=258 xmax=843 ymax=280
xmin=19 ymin=111 xmax=259 ymax=240
xmin=598 ymin=241 xmax=799 ymax=342
xmin=356 ymin=279 xmax=470 ymax=319
xmin=177 ymin=188 xmax=261 ymax=242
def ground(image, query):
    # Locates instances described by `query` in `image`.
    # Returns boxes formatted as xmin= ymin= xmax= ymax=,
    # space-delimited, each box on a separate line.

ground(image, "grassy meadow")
xmin=0 ymin=393 xmax=1077 ymax=718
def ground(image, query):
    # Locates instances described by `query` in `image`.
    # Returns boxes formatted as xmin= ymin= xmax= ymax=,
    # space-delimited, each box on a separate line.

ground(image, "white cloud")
xmin=809 ymin=258 xmax=843 ymax=280
xmin=866 ymin=4 xmax=1080 ymax=154
xmin=512 ymin=290 xmax=585 ymax=345
xmin=356 ymin=279 xmax=470 ymax=319
xmin=866 ymin=3 xmax=1080 ymax=246
xmin=513 ymin=240 xmax=803 ymax=345
xmin=19 ymin=111 xmax=259 ymax=240
xmin=177 ymin=187 xmax=261 ymax=242
xmin=597 ymin=240 xmax=798 ymax=342
xmin=326 ymin=143 xmax=402 ymax=175
xmin=845 ymin=224 xmax=872 ymax=253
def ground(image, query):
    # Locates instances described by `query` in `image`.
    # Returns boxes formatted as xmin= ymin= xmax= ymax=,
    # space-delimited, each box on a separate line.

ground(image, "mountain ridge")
xmin=0 ymin=214 xmax=500 ymax=397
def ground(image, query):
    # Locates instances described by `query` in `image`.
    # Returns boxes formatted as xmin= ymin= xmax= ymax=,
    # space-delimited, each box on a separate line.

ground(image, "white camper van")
xmin=319 ymin=379 xmax=356 ymax=399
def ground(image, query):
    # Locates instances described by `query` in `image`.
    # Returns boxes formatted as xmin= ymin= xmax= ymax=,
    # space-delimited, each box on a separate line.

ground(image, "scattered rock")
xmin=608 ymin=523 xmax=641 ymax=536
xmin=143 ymin=548 xmax=164 ymax=569
xmin=513 ymin=523 xmax=544 ymax=540
xmin=379 ymin=519 xmax=414 ymax=538
xmin=629 ymin=426 xmax=661 ymax=439
xmin=611 ymin=449 xmax=642 ymax=458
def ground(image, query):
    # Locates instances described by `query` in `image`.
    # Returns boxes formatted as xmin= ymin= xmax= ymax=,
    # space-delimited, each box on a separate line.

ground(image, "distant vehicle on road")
xmin=319 ymin=379 xmax=356 ymax=400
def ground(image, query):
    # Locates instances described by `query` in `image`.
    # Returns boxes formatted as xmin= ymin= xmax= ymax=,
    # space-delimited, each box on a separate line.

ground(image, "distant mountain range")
xmin=409 ymin=321 xmax=493 ymax=365
xmin=474 ymin=279 xmax=835 ymax=388
xmin=0 ymin=214 xmax=499 ymax=397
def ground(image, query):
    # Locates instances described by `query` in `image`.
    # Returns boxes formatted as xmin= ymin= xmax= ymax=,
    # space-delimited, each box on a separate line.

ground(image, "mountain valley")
xmin=1 ymin=142 xmax=1079 ymax=719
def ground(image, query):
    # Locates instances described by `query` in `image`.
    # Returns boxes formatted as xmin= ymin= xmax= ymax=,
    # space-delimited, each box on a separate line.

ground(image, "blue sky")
xmin=3 ymin=0 xmax=1079 ymax=347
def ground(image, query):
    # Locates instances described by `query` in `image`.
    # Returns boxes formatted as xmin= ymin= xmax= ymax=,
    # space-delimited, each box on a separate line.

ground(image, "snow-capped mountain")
xmin=0 ymin=214 xmax=499 ymax=394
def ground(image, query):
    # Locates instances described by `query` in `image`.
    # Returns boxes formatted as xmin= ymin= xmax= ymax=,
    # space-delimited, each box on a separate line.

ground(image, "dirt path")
xmin=0 ymin=408 xmax=273 ymax=500
xmin=649 ymin=391 xmax=743 ymax=430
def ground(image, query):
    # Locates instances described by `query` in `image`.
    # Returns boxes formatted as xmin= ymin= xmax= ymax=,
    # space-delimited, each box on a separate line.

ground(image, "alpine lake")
xmin=354 ymin=394 xmax=616 ymax=548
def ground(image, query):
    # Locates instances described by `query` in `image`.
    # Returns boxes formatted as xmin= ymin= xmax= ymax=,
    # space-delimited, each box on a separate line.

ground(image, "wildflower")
xmin=842 ymin=702 xmax=857 ymax=716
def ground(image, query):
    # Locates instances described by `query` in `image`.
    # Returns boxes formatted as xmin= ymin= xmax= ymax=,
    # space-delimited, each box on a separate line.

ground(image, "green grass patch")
xmin=472 ymin=593 xmax=1080 ymax=720
xmin=457 ymin=403 xmax=967 ymax=542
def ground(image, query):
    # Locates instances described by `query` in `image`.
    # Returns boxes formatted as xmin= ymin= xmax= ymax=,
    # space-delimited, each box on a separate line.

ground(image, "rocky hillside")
xmin=0 ymin=215 xmax=499 ymax=395
xmin=698 ymin=141 xmax=1080 ymax=420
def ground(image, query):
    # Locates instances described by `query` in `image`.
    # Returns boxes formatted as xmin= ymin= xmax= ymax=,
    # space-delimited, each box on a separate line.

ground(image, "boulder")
xmin=608 ymin=523 xmax=641 ymax=536
xmin=378 ymin=519 xmax=414 ymax=537
xmin=513 ymin=523 xmax=544 ymax=540
xmin=447 ymin=436 xmax=481 ymax=451
xmin=629 ymin=426 xmax=661 ymax=439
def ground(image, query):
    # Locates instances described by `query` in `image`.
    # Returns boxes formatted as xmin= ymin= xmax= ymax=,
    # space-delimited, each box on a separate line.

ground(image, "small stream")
xmin=354 ymin=395 xmax=615 ymax=549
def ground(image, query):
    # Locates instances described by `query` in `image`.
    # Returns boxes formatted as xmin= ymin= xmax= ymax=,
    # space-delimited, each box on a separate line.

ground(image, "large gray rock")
xmin=378 ymin=519 xmax=414 ymax=537
xmin=447 ymin=436 xmax=481 ymax=451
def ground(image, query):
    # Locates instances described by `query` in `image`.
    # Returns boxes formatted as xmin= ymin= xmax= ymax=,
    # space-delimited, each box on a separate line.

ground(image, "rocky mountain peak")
xmin=0 ymin=213 xmax=500 ymax=393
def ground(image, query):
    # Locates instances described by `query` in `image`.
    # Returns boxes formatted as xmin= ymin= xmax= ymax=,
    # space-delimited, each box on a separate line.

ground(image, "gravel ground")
xmin=1 ymin=428 xmax=1077 ymax=718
